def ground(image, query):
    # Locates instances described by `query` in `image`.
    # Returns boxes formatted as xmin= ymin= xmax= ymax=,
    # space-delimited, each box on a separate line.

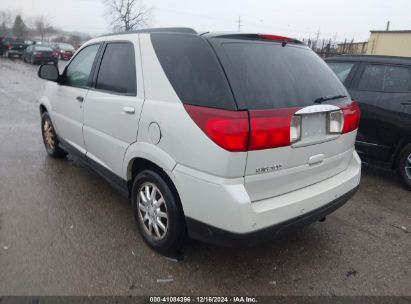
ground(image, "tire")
xmin=132 ymin=170 xmax=186 ymax=254
xmin=397 ymin=143 xmax=411 ymax=191
xmin=41 ymin=112 xmax=67 ymax=158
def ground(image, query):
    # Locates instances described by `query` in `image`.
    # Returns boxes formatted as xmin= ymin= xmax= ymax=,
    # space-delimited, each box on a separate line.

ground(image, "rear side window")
xmin=327 ymin=62 xmax=355 ymax=82
xmin=358 ymin=64 xmax=411 ymax=92
xmin=151 ymin=33 xmax=236 ymax=110
xmin=214 ymin=41 xmax=348 ymax=109
xmin=96 ymin=42 xmax=136 ymax=95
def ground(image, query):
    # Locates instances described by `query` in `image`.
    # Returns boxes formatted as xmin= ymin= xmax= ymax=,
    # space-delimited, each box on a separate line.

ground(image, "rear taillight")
xmin=184 ymin=105 xmax=302 ymax=152
xmin=6 ymin=44 xmax=12 ymax=49
xmin=340 ymin=101 xmax=361 ymax=134
xmin=248 ymin=108 xmax=301 ymax=150
xmin=52 ymin=52 xmax=58 ymax=57
xmin=183 ymin=105 xmax=249 ymax=152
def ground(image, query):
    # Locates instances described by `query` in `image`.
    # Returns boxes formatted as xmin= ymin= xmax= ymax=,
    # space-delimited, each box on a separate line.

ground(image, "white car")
xmin=37 ymin=28 xmax=361 ymax=254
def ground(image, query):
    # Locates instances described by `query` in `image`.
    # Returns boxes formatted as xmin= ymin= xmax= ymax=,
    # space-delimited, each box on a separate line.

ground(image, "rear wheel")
xmin=41 ymin=112 xmax=67 ymax=158
xmin=397 ymin=143 xmax=411 ymax=191
xmin=132 ymin=170 xmax=186 ymax=254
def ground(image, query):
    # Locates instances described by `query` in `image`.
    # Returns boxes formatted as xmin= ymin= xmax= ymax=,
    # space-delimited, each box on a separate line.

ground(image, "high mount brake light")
xmin=259 ymin=34 xmax=293 ymax=41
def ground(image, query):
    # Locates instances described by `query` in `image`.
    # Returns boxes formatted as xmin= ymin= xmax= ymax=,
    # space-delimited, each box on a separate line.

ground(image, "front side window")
xmin=327 ymin=62 xmax=355 ymax=82
xmin=65 ymin=44 xmax=100 ymax=88
xmin=95 ymin=43 xmax=136 ymax=95
xmin=358 ymin=64 xmax=411 ymax=92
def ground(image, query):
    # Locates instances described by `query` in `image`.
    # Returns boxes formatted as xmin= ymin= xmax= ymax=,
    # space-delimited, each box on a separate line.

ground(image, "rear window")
xmin=35 ymin=46 xmax=53 ymax=51
xmin=59 ymin=43 xmax=75 ymax=51
xmin=151 ymin=33 xmax=236 ymax=110
xmin=214 ymin=41 xmax=348 ymax=109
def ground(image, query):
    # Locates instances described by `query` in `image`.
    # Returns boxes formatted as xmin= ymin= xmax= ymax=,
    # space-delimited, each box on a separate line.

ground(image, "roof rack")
xmin=100 ymin=27 xmax=197 ymax=37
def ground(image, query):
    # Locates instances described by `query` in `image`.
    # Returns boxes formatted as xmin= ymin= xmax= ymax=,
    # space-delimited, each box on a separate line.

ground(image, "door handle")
xmin=122 ymin=106 xmax=135 ymax=114
xmin=76 ymin=96 xmax=84 ymax=102
xmin=401 ymin=101 xmax=411 ymax=106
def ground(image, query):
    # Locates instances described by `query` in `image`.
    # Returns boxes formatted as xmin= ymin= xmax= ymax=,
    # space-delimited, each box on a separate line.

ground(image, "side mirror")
xmin=38 ymin=64 xmax=59 ymax=82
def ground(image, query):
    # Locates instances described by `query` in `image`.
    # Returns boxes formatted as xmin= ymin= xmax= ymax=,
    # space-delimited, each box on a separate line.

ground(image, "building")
xmin=336 ymin=41 xmax=368 ymax=55
xmin=367 ymin=30 xmax=411 ymax=57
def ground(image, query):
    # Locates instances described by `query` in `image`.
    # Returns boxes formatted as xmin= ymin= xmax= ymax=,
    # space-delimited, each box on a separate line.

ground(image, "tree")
xmin=103 ymin=0 xmax=151 ymax=32
xmin=33 ymin=15 xmax=51 ymax=40
xmin=0 ymin=21 xmax=9 ymax=36
xmin=12 ymin=15 xmax=27 ymax=38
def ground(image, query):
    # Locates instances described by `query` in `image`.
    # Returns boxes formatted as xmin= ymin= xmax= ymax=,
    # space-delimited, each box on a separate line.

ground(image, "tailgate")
xmin=208 ymin=35 xmax=359 ymax=200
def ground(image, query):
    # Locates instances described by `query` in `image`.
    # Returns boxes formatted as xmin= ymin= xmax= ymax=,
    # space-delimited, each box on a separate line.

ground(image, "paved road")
xmin=0 ymin=57 xmax=410 ymax=296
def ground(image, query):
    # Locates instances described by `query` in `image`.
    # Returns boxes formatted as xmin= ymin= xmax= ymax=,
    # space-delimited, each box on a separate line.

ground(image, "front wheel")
xmin=397 ymin=143 xmax=411 ymax=191
xmin=132 ymin=170 xmax=186 ymax=254
xmin=41 ymin=112 xmax=67 ymax=158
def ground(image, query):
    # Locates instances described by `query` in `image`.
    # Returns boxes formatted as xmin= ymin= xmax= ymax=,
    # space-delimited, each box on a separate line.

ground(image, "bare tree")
xmin=33 ymin=15 xmax=50 ymax=40
xmin=103 ymin=0 xmax=152 ymax=32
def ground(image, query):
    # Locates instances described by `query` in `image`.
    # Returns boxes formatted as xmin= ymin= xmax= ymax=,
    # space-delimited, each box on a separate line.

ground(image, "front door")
xmin=51 ymin=43 xmax=101 ymax=155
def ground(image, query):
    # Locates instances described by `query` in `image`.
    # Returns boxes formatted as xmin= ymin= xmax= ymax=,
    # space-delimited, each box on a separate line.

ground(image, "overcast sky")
xmin=1 ymin=0 xmax=411 ymax=41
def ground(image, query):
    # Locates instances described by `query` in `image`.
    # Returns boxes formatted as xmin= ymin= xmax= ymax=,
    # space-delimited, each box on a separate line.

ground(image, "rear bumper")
xmin=173 ymin=151 xmax=361 ymax=245
xmin=7 ymin=50 xmax=23 ymax=55
xmin=186 ymin=185 xmax=358 ymax=247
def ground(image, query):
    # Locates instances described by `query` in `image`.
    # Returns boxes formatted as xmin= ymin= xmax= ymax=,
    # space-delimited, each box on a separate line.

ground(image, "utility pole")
xmin=237 ymin=16 xmax=243 ymax=32
xmin=314 ymin=28 xmax=320 ymax=51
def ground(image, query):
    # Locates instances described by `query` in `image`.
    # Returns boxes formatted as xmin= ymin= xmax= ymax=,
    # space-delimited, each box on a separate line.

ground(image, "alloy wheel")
xmin=137 ymin=182 xmax=168 ymax=240
xmin=405 ymin=152 xmax=411 ymax=180
xmin=43 ymin=120 xmax=55 ymax=150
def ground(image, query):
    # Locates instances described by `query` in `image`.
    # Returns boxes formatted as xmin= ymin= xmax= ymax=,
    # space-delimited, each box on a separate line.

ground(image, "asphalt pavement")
xmin=0 ymin=57 xmax=410 ymax=296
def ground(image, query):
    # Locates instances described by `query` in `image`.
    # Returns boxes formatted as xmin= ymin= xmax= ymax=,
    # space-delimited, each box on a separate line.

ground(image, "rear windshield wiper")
xmin=314 ymin=95 xmax=347 ymax=104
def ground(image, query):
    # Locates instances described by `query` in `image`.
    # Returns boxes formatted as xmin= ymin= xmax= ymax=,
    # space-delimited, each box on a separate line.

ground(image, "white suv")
xmin=37 ymin=28 xmax=361 ymax=254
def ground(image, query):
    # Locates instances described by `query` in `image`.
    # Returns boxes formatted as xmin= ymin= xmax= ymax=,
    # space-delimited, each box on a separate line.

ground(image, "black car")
xmin=0 ymin=37 xmax=27 ymax=58
xmin=326 ymin=55 xmax=411 ymax=190
xmin=22 ymin=44 xmax=58 ymax=65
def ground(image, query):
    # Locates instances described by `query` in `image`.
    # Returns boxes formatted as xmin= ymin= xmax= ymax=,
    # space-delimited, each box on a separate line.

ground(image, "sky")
xmin=1 ymin=0 xmax=411 ymax=42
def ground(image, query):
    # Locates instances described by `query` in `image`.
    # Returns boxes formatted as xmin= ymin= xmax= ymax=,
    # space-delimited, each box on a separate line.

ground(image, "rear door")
xmin=210 ymin=38 xmax=357 ymax=201
xmin=83 ymin=40 xmax=144 ymax=178
xmin=350 ymin=63 xmax=411 ymax=162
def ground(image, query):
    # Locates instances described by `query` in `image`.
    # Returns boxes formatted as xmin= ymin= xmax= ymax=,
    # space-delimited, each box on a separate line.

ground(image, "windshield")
xmin=59 ymin=43 xmax=74 ymax=51
xmin=214 ymin=40 xmax=348 ymax=109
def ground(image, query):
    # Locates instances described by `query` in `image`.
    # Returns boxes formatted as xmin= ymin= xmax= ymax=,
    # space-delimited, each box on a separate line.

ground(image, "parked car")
xmin=52 ymin=42 xmax=75 ymax=60
xmin=326 ymin=55 xmax=411 ymax=190
xmin=0 ymin=37 xmax=27 ymax=58
xmin=23 ymin=44 xmax=58 ymax=65
xmin=37 ymin=28 xmax=361 ymax=254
